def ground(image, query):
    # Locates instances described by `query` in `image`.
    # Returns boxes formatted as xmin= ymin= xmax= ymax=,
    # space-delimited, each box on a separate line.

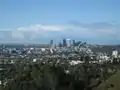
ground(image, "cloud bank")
xmin=0 ymin=21 xmax=120 ymax=44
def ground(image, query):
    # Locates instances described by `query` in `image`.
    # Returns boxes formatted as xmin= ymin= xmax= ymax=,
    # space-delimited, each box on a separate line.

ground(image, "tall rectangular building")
xmin=63 ymin=38 xmax=67 ymax=47
xmin=67 ymin=39 xmax=71 ymax=47
xmin=50 ymin=40 xmax=54 ymax=48
xmin=50 ymin=40 xmax=53 ymax=45
xmin=72 ymin=40 xmax=76 ymax=45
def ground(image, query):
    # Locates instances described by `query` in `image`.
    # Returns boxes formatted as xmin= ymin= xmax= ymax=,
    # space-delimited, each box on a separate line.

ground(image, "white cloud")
xmin=96 ymin=29 xmax=117 ymax=35
xmin=17 ymin=24 xmax=66 ymax=32
xmin=11 ymin=24 xmax=69 ymax=39
xmin=69 ymin=21 xmax=120 ymax=37
xmin=11 ymin=23 xmax=120 ymax=40
xmin=40 ymin=25 xmax=66 ymax=31
xmin=0 ymin=22 xmax=119 ymax=44
xmin=11 ymin=24 xmax=68 ymax=39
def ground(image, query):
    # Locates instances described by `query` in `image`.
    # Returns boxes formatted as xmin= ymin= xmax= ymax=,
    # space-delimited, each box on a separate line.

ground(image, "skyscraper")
xmin=72 ymin=40 xmax=76 ymax=45
xmin=50 ymin=40 xmax=53 ymax=48
xmin=63 ymin=38 xmax=67 ymax=47
xmin=67 ymin=38 xmax=71 ymax=47
xmin=50 ymin=40 xmax=53 ymax=45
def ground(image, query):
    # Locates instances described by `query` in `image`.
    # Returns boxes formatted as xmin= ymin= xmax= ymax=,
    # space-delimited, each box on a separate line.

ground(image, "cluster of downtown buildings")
xmin=0 ymin=38 xmax=120 ymax=65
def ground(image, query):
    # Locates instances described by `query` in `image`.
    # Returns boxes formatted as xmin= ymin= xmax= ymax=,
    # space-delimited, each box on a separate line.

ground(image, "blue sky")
xmin=0 ymin=0 xmax=120 ymax=44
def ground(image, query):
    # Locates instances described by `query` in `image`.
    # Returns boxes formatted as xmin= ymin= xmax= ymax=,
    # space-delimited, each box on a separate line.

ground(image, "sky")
xmin=0 ymin=0 xmax=120 ymax=44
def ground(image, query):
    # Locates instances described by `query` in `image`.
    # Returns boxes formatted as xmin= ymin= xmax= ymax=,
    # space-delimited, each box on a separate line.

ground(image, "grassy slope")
xmin=97 ymin=71 xmax=120 ymax=90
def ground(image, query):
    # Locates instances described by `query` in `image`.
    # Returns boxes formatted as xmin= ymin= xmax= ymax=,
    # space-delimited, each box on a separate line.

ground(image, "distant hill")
xmin=97 ymin=71 xmax=120 ymax=90
xmin=90 ymin=45 xmax=120 ymax=54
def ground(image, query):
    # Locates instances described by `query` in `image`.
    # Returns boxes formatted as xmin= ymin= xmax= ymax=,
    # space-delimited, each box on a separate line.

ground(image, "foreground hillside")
xmin=97 ymin=71 xmax=120 ymax=90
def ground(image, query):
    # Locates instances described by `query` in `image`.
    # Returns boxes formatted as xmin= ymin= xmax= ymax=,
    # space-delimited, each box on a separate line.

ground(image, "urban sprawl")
xmin=0 ymin=39 xmax=120 ymax=90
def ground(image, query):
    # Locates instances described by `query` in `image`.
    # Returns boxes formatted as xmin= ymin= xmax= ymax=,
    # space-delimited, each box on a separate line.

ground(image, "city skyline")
xmin=0 ymin=0 xmax=120 ymax=44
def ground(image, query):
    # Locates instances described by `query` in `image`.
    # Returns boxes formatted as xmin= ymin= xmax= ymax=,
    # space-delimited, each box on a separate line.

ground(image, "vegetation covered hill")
xmin=97 ymin=71 xmax=120 ymax=90
xmin=1 ymin=60 xmax=120 ymax=90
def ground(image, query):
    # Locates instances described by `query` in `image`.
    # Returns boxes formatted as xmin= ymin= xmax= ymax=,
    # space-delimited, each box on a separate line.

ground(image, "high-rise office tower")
xmin=50 ymin=40 xmax=54 ymax=48
xmin=63 ymin=38 xmax=67 ymax=47
xmin=50 ymin=40 xmax=53 ymax=45
xmin=66 ymin=38 xmax=71 ymax=47
xmin=72 ymin=40 xmax=76 ymax=45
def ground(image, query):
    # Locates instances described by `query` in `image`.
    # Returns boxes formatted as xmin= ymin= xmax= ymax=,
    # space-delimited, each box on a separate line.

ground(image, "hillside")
xmin=97 ymin=71 xmax=120 ymax=90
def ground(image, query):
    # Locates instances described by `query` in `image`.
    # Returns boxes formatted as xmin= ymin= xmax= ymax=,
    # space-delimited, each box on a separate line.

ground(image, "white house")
xmin=33 ymin=58 xmax=37 ymax=62
xmin=112 ymin=50 xmax=118 ymax=58
xmin=69 ymin=60 xmax=84 ymax=65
